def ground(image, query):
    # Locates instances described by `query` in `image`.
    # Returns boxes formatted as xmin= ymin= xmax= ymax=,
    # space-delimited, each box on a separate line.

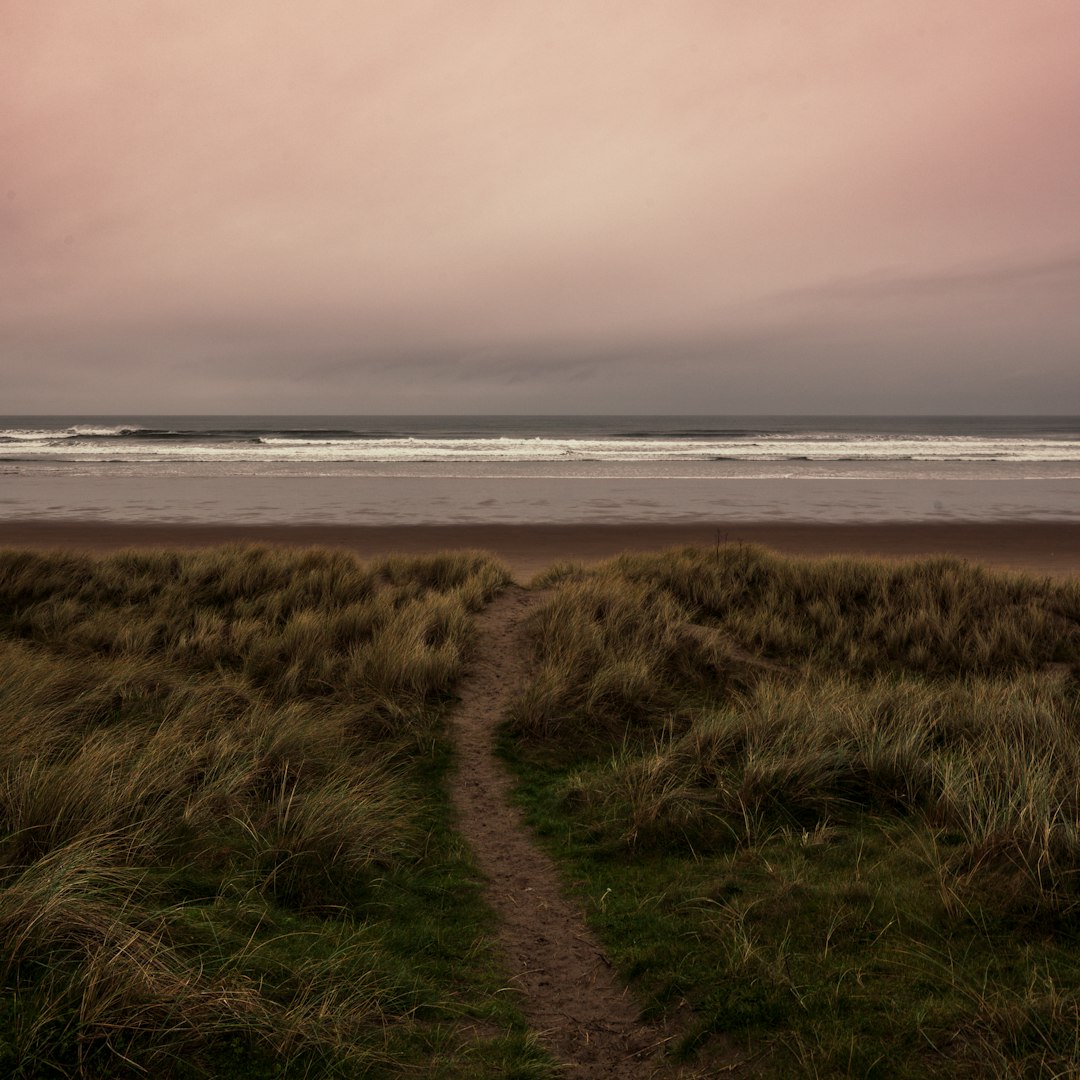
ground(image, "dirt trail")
xmin=449 ymin=586 xmax=738 ymax=1078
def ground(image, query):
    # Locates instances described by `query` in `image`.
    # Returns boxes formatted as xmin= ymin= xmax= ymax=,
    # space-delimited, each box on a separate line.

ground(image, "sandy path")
xmin=449 ymin=586 xmax=742 ymax=1078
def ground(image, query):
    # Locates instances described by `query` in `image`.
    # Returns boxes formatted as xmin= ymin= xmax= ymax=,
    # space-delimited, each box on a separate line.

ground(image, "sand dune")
xmin=1 ymin=520 xmax=1077 ymax=580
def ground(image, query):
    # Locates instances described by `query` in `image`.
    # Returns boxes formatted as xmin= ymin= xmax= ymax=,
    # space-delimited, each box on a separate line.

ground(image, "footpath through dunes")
xmin=449 ymin=585 xmax=745 ymax=1079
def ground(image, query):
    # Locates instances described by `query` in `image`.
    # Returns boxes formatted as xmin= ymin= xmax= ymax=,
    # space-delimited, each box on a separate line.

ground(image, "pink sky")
xmin=3 ymin=1 xmax=1079 ymax=412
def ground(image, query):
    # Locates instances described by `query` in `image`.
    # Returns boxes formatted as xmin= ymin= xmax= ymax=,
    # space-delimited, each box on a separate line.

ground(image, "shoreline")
xmin=1 ymin=520 xmax=1078 ymax=580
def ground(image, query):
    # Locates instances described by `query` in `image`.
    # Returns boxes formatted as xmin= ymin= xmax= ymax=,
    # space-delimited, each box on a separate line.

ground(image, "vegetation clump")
xmin=0 ymin=546 xmax=548 ymax=1078
xmin=506 ymin=545 xmax=1080 ymax=1076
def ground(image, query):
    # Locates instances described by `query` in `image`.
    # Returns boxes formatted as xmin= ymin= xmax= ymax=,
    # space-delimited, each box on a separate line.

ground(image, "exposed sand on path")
xmin=448 ymin=587 xmax=744 ymax=1077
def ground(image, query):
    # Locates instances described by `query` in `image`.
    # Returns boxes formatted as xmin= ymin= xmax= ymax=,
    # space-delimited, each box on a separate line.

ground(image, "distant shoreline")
xmin=2 ymin=520 xmax=1078 ymax=581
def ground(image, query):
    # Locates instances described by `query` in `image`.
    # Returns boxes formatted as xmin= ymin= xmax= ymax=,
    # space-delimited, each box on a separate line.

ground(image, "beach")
xmin=2 ymin=520 xmax=1078 ymax=581
xmin=3 ymin=416 xmax=1077 ymax=581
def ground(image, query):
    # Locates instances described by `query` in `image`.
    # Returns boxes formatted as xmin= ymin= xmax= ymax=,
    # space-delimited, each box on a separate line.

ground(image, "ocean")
xmin=1 ymin=415 xmax=1078 ymax=525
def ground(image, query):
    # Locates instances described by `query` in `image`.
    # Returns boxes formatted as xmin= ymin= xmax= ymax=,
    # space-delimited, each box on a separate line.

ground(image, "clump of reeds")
xmin=0 ymin=545 xmax=511 ymax=1077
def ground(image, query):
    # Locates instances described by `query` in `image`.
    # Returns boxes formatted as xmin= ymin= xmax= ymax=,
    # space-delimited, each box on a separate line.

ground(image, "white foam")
xmin=2 ymin=430 xmax=1079 ymax=464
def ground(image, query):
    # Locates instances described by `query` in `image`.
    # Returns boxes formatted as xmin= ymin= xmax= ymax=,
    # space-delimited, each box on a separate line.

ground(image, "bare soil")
xmin=448 ymin=586 xmax=746 ymax=1078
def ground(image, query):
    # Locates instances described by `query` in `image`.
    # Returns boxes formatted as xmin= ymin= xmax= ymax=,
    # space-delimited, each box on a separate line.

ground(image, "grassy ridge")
xmin=0 ymin=546 xmax=550 ymax=1078
xmin=506 ymin=546 xmax=1080 ymax=1076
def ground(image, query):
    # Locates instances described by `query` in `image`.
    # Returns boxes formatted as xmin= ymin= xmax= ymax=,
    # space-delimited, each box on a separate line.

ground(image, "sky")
xmin=3 ymin=1 xmax=1080 ymax=415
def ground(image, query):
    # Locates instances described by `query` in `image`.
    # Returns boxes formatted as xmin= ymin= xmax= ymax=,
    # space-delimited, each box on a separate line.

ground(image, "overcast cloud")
xmin=3 ymin=1 xmax=1079 ymax=413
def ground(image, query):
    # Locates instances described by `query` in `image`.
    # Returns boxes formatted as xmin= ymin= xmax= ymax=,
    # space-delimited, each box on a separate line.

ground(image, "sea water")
xmin=1 ymin=416 xmax=1077 ymax=524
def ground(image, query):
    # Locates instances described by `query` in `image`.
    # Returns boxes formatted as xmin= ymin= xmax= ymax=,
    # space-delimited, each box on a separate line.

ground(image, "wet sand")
xmin=1 ymin=520 xmax=1078 ymax=581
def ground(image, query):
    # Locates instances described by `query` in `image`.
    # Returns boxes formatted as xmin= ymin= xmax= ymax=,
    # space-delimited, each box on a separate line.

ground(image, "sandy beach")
xmin=2 ymin=520 xmax=1077 ymax=581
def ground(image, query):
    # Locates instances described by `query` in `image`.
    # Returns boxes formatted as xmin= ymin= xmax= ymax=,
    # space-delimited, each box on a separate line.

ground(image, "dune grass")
xmin=0 ymin=545 xmax=551 ymax=1079
xmin=505 ymin=545 xmax=1080 ymax=1077
xmin=9 ymin=539 xmax=1080 ymax=1077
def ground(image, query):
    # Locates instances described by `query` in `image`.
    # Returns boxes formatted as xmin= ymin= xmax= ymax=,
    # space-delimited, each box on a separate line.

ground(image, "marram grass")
xmin=7 ymin=539 xmax=1080 ymax=1077
xmin=0 ymin=545 xmax=551 ymax=1079
xmin=506 ymin=544 xmax=1080 ymax=1077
